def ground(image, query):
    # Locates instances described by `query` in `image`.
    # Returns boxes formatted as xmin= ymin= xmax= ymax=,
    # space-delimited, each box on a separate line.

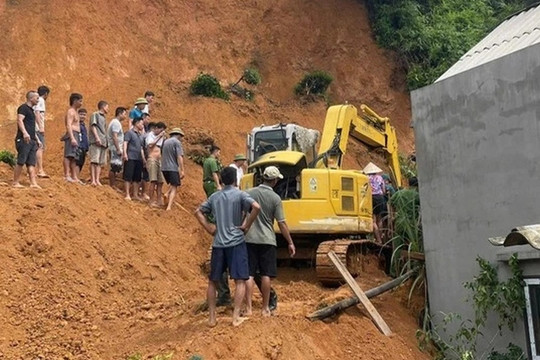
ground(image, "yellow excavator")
xmin=241 ymin=104 xmax=402 ymax=285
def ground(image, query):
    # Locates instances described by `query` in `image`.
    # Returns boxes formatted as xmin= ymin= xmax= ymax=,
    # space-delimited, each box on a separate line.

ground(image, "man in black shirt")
xmin=13 ymin=91 xmax=40 ymax=188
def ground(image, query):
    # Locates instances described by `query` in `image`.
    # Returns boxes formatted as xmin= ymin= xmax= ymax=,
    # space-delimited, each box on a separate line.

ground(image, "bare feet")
xmin=37 ymin=173 xmax=50 ymax=179
xmin=124 ymin=196 xmax=132 ymax=201
xmin=241 ymin=308 xmax=252 ymax=317
xmin=65 ymin=176 xmax=75 ymax=183
xmin=165 ymin=207 xmax=172 ymax=211
xmin=29 ymin=184 xmax=42 ymax=189
xmin=143 ymin=194 xmax=150 ymax=201
xmin=232 ymin=316 xmax=249 ymax=327
xmin=262 ymin=309 xmax=272 ymax=317
xmin=96 ymin=182 xmax=103 ymax=186
xmin=12 ymin=183 xmax=24 ymax=188
xmin=133 ymin=196 xmax=142 ymax=202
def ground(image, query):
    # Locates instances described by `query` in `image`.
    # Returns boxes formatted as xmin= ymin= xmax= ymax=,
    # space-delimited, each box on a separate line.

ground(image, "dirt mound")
xmin=0 ymin=0 xmax=423 ymax=359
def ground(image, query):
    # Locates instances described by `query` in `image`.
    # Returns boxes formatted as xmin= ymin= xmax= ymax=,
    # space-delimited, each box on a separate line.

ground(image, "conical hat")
xmin=363 ymin=162 xmax=383 ymax=174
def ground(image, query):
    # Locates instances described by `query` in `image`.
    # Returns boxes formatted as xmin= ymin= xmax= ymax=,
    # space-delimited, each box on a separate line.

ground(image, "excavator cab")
xmin=245 ymin=151 xmax=307 ymax=200
xmin=247 ymin=124 xmax=319 ymax=165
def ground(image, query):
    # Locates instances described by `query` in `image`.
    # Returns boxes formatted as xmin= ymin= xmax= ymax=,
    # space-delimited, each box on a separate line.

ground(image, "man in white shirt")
xmin=229 ymin=154 xmax=247 ymax=187
xmin=34 ymin=85 xmax=50 ymax=178
xmin=142 ymin=90 xmax=154 ymax=114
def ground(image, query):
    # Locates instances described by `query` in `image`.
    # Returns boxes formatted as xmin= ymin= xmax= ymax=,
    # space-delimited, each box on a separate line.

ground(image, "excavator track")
xmin=316 ymin=239 xmax=380 ymax=286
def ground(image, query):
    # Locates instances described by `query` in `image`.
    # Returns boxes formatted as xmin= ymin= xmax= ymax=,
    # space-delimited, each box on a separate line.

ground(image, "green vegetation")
xmin=190 ymin=73 xmax=229 ymax=100
xmin=230 ymin=68 xmax=262 ymax=101
xmin=0 ymin=150 xmax=16 ymax=167
xmin=294 ymin=70 xmax=333 ymax=97
xmin=418 ymin=255 xmax=525 ymax=359
xmin=399 ymin=153 xmax=417 ymax=180
xmin=366 ymin=0 xmax=534 ymax=89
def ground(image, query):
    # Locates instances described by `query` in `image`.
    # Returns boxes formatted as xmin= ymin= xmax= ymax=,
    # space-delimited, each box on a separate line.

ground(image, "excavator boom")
xmin=315 ymin=104 xmax=402 ymax=187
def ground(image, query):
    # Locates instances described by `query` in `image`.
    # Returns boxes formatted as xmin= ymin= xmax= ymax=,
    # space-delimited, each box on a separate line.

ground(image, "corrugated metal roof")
xmin=489 ymin=224 xmax=540 ymax=250
xmin=436 ymin=4 xmax=540 ymax=82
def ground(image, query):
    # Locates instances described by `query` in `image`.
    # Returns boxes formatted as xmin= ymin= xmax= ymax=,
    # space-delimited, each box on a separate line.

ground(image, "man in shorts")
xmin=34 ymin=85 xmax=50 ymax=179
xmin=145 ymin=121 xmax=167 ymax=207
xmin=13 ymin=91 xmax=40 ymax=188
xmin=88 ymin=101 xmax=109 ymax=186
xmin=160 ymin=127 xmax=185 ymax=211
xmin=107 ymin=106 xmax=127 ymax=188
xmin=195 ymin=167 xmax=261 ymax=327
xmin=123 ymin=117 xmax=145 ymax=201
xmin=63 ymin=93 xmax=83 ymax=184
xmin=75 ymin=108 xmax=89 ymax=176
xmin=244 ymin=166 xmax=296 ymax=316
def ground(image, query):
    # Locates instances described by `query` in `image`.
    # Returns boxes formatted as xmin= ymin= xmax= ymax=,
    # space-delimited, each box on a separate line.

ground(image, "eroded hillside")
xmin=0 ymin=0 xmax=422 ymax=359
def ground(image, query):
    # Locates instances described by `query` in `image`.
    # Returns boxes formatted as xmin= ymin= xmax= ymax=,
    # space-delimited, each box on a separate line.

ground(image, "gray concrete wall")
xmin=411 ymin=43 xmax=540 ymax=355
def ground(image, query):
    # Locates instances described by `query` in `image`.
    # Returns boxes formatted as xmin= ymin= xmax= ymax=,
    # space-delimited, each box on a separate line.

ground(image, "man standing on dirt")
xmin=34 ymin=85 xmax=50 ymax=179
xmin=244 ymin=166 xmax=295 ymax=316
xmin=63 ymin=93 xmax=83 ymax=184
xmin=161 ymin=127 xmax=185 ymax=211
xmin=75 ymin=108 xmax=89 ymax=176
xmin=123 ymin=117 xmax=145 ymax=201
xmin=195 ymin=166 xmax=261 ymax=327
xmin=88 ymin=101 xmax=109 ymax=186
xmin=145 ymin=121 xmax=167 ymax=207
xmin=13 ymin=91 xmax=40 ymax=188
xmin=107 ymin=107 xmax=127 ymax=188
xmin=202 ymin=145 xmax=222 ymax=196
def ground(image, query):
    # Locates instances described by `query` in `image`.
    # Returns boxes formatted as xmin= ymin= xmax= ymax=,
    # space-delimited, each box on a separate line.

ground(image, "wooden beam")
xmin=328 ymin=251 xmax=392 ymax=336
xmin=307 ymin=270 xmax=415 ymax=321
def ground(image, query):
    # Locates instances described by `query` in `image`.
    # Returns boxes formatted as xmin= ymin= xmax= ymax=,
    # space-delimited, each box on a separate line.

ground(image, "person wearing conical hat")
xmin=363 ymin=162 xmax=386 ymax=244
xmin=229 ymin=153 xmax=247 ymax=187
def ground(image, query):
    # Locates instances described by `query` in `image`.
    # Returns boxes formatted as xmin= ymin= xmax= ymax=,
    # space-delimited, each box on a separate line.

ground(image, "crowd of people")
xmin=12 ymin=88 xmax=190 ymax=211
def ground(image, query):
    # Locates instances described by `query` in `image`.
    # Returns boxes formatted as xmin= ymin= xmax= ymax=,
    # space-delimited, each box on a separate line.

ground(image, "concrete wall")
xmin=411 ymin=43 xmax=540 ymax=355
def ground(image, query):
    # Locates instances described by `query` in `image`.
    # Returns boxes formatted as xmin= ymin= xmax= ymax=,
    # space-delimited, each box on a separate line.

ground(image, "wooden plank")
xmin=307 ymin=270 xmax=415 ymax=321
xmin=328 ymin=251 xmax=392 ymax=336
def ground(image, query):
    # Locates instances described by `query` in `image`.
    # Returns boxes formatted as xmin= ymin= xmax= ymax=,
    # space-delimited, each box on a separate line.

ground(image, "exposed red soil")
xmin=0 ymin=0 xmax=424 ymax=359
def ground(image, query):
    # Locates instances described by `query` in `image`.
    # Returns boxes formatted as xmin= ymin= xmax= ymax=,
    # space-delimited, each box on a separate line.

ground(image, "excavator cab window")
xmin=253 ymin=129 xmax=288 ymax=162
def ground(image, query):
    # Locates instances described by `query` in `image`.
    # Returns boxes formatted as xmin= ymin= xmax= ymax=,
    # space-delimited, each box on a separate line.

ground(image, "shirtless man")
xmin=145 ymin=121 xmax=167 ymax=207
xmin=63 ymin=93 xmax=83 ymax=183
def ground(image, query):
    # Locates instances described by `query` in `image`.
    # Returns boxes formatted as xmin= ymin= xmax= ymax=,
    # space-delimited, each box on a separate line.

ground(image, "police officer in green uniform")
xmin=202 ymin=145 xmax=222 ymax=197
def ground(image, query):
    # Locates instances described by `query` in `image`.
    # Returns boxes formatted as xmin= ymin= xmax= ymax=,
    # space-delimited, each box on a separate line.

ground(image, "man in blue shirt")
xmin=195 ymin=167 xmax=260 ymax=327
xmin=129 ymin=98 xmax=147 ymax=123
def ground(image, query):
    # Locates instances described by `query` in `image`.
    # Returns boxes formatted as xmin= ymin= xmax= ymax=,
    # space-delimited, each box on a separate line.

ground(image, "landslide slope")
xmin=0 ymin=0 xmax=423 ymax=359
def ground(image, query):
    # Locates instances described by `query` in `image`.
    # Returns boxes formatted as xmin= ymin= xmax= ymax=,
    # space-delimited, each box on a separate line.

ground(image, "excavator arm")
xmin=315 ymin=104 xmax=402 ymax=187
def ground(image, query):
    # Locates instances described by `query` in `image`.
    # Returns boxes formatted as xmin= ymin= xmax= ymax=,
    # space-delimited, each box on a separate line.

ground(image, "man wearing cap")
xmin=146 ymin=121 xmax=167 ymax=207
xmin=229 ymin=154 xmax=247 ymax=188
xmin=195 ymin=166 xmax=261 ymax=327
xmin=130 ymin=98 xmax=148 ymax=123
xmin=202 ymin=145 xmax=222 ymax=197
xmin=244 ymin=166 xmax=295 ymax=316
xmin=161 ymin=127 xmax=185 ymax=211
